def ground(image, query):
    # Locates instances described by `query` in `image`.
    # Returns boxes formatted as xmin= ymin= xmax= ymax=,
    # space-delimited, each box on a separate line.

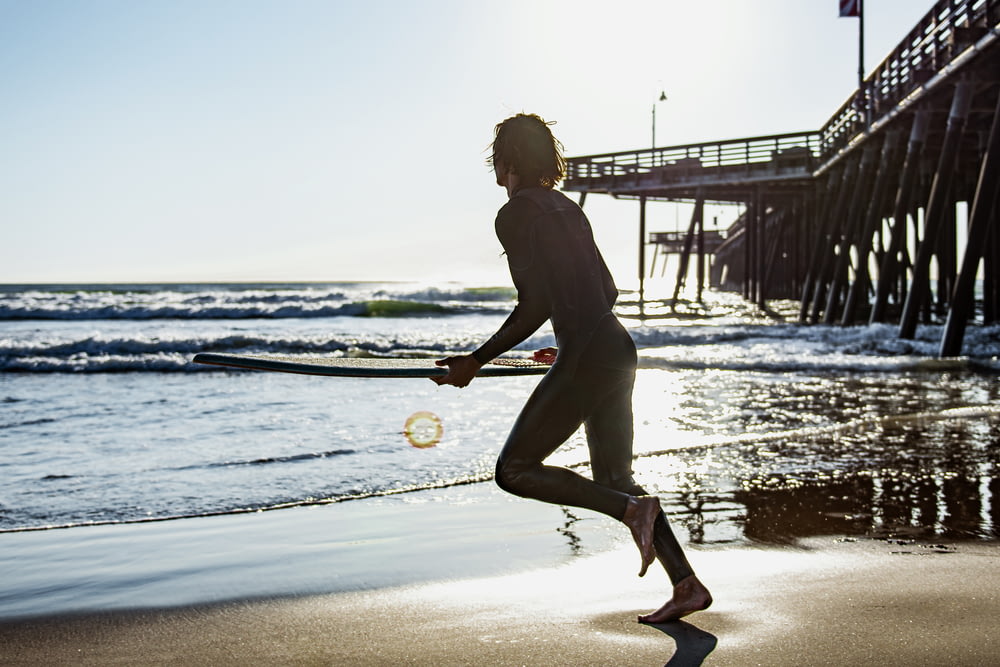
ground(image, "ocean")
xmin=1 ymin=281 xmax=998 ymax=543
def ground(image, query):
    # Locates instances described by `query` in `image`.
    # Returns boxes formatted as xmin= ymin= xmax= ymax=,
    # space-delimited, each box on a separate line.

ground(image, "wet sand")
xmin=2 ymin=483 xmax=998 ymax=665
xmin=2 ymin=539 xmax=998 ymax=665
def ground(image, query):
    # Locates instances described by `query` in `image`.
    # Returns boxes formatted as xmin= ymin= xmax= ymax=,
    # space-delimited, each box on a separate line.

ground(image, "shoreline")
xmin=3 ymin=481 xmax=1000 ymax=664
xmin=0 ymin=483 xmax=625 ymax=621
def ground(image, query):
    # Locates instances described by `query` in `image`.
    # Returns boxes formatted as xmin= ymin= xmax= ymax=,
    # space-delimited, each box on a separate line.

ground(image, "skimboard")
xmin=192 ymin=353 xmax=550 ymax=378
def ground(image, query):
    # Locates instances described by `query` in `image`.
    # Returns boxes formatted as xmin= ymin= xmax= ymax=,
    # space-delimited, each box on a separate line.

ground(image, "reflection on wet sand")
xmin=648 ymin=405 xmax=999 ymax=545
xmin=734 ymin=471 xmax=996 ymax=543
xmin=558 ymin=507 xmax=584 ymax=554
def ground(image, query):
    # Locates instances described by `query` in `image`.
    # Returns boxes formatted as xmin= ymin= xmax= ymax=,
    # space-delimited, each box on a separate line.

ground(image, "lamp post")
xmin=651 ymin=90 xmax=667 ymax=149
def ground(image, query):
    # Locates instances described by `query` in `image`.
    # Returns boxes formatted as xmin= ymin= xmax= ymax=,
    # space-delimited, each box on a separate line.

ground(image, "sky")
xmin=1 ymin=0 xmax=934 ymax=286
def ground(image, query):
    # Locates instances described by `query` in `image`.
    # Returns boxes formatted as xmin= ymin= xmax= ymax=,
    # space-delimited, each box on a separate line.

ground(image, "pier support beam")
xmin=762 ymin=208 xmax=785 ymax=300
xmin=842 ymin=129 xmax=902 ymax=324
xmin=986 ymin=196 xmax=1000 ymax=323
xmin=899 ymin=81 xmax=973 ymax=339
xmin=940 ymin=88 xmax=1000 ymax=356
xmin=744 ymin=198 xmax=754 ymax=302
xmin=638 ymin=195 xmax=647 ymax=318
xmin=824 ymin=141 xmax=880 ymax=324
xmin=754 ymin=188 xmax=766 ymax=307
xmin=936 ymin=196 xmax=958 ymax=311
xmin=799 ymin=164 xmax=854 ymax=323
xmin=671 ymin=195 xmax=704 ymax=306
xmin=808 ymin=157 xmax=859 ymax=323
xmin=870 ymin=111 xmax=930 ymax=324
xmin=799 ymin=176 xmax=841 ymax=321
xmin=696 ymin=213 xmax=707 ymax=302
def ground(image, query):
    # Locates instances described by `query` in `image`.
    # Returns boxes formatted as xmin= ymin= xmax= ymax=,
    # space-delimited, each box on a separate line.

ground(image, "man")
xmin=435 ymin=113 xmax=711 ymax=623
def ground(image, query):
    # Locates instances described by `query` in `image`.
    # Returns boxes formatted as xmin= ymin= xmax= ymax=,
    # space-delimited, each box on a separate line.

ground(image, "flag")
xmin=839 ymin=0 xmax=860 ymax=17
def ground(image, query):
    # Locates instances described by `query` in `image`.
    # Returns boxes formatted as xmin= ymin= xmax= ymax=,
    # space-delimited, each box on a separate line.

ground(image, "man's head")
xmin=489 ymin=113 xmax=566 ymax=189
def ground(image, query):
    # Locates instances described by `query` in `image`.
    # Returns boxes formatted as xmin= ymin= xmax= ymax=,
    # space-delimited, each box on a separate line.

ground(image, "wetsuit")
xmin=472 ymin=186 xmax=693 ymax=584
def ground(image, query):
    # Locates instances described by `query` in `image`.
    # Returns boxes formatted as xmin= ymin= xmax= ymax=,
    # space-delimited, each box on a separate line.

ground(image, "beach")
xmin=2 ymin=282 xmax=999 ymax=664
xmin=2 ymin=481 xmax=999 ymax=666
xmin=6 ymin=0 xmax=1000 ymax=660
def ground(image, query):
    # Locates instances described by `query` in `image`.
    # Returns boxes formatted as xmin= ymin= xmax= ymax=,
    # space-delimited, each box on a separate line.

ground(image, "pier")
xmin=563 ymin=0 xmax=1000 ymax=356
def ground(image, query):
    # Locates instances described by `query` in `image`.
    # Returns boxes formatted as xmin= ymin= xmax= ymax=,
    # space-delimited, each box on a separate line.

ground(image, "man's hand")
xmin=533 ymin=347 xmax=557 ymax=364
xmin=432 ymin=355 xmax=482 ymax=387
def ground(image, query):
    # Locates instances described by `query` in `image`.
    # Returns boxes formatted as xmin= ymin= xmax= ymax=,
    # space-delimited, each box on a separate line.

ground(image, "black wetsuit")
xmin=473 ymin=186 xmax=693 ymax=584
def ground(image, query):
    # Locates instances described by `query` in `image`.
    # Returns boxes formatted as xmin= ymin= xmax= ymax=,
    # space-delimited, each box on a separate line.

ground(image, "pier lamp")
xmin=651 ymin=90 xmax=668 ymax=149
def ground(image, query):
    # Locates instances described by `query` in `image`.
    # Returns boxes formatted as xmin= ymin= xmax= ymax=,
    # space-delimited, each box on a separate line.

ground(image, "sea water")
xmin=1 ymin=282 xmax=998 ymax=543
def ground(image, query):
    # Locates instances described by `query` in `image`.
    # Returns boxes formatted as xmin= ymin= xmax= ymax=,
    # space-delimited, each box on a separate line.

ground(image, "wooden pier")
xmin=563 ymin=0 xmax=1000 ymax=356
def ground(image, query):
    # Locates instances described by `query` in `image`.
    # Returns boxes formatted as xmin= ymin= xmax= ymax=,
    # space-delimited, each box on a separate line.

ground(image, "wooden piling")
xmin=671 ymin=196 xmax=704 ymax=306
xmin=985 ymin=196 xmax=999 ymax=323
xmin=800 ymin=168 xmax=845 ymax=321
xmin=899 ymin=81 xmax=973 ymax=339
xmin=744 ymin=196 xmax=754 ymax=302
xmin=754 ymin=189 xmax=766 ymax=307
xmin=824 ymin=141 xmax=880 ymax=324
xmin=809 ymin=156 xmax=860 ymax=323
xmin=842 ymin=129 xmax=903 ymax=324
xmin=638 ymin=195 xmax=647 ymax=318
xmin=696 ymin=213 xmax=707 ymax=302
xmin=940 ymin=88 xmax=1000 ymax=356
xmin=870 ymin=111 xmax=930 ymax=324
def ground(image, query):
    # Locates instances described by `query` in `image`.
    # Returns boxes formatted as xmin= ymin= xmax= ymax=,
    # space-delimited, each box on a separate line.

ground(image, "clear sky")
xmin=1 ymin=0 xmax=933 ymax=286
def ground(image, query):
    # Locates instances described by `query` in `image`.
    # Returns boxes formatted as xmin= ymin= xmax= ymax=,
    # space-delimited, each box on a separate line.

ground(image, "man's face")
xmin=494 ymin=159 xmax=508 ymax=188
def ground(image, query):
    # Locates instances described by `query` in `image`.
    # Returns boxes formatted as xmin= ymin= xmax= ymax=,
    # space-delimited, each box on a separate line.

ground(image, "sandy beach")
xmin=2 ymin=482 xmax=998 ymax=666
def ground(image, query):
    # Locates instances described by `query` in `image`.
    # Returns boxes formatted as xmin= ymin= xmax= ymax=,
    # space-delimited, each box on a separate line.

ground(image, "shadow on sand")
xmin=648 ymin=619 xmax=718 ymax=666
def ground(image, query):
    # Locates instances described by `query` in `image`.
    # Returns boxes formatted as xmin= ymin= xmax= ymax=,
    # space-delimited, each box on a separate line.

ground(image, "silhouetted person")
xmin=436 ymin=113 xmax=711 ymax=623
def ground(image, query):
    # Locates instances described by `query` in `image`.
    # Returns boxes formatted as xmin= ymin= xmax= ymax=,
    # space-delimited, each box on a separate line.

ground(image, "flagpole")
xmin=858 ymin=0 xmax=865 ymax=90
xmin=858 ymin=0 xmax=867 ymax=126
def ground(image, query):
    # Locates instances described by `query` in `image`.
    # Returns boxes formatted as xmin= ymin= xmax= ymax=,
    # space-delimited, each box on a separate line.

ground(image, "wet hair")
xmin=488 ymin=113 xmax=566 ymax=188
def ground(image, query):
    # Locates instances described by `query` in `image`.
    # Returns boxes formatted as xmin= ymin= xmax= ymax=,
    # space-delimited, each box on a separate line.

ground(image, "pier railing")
xmin=819 ymin=0 xmax=1000 ymax=161
xmin=564 ymin=131 xmax=820 ymax=193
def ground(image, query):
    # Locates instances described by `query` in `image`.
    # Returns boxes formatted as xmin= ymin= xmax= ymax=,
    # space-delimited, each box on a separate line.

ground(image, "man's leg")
xmin=494 ymin=368 xmax=630 ymax=520
xmin=585 ymin=372 xmax=712 ymax=623
xmin=584 ymin=374 xmax=695 ymax=583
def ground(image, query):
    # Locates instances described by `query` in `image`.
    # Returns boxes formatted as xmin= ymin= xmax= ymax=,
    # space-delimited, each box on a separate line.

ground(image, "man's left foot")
xmin=638 ymin=575 xmax=713 ymax=624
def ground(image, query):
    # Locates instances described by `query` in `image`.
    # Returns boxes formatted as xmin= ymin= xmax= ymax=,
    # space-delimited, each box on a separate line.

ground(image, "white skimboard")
xmin=192 ymin=353 xmax=550 ymax=378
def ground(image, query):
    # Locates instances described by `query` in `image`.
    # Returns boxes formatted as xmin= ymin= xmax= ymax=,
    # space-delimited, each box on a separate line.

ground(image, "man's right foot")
xmin=622 ymin=495 xmax=660 ymax=577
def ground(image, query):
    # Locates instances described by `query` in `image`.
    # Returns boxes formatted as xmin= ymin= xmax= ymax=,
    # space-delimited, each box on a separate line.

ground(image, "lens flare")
xmin=404 ymin=411 xmax=443 ymax=448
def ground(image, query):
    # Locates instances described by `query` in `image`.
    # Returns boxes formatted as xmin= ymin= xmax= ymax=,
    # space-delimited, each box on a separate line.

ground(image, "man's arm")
xmin=434 ymin=199 xmax=549 ymax=387
xmin=471 ymin=200 xmax=549 ymax=364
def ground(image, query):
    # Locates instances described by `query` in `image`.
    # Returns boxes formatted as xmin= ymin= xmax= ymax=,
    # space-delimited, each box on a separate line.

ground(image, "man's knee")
xmin=494 ymin=456 xmax=534 ymax=497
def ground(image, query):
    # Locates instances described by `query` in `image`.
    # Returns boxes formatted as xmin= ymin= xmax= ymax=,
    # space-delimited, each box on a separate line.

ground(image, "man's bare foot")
xmin=638 ymin=575 xmax=713 ymax=624
xmin=622 ymin=495 xmax=660 ymax=577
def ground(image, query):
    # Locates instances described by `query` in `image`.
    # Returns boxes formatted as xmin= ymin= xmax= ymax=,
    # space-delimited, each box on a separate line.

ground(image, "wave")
xmin=0 ymin=417 xmax=58 ymax=430
xmin=0 ymin=472 xmax=495 ymax=533
xmin=2 ymin=321 xmax=997 ymax=373
xmin=0 ymin=334 xmax=423 ymax=372
xmin=2 ymin=284 xmax=996 ymax=374
xmin=209 ymin=448 xmax=358 ymax=468
xmin=0 ymin=299 xmax=499 ymax=321
xmin=634 ymin=321 xmax=1000 ymax=364
xmin=0 ymin=283 xmax=515 ymax=321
